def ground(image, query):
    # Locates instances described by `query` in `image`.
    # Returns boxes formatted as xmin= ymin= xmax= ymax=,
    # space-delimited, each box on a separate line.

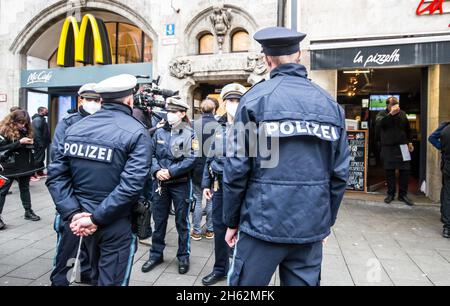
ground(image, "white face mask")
xmin=167 ymin=112 xmax=182 ymax=126
xmin=226 ymin=103 xmax=239 ymax=118
xmin=83 ymin=101 xmax=101 ymax=114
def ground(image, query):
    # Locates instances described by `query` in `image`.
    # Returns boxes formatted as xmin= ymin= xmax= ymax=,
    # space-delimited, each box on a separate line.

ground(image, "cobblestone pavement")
xmin=0 ymin=180 xmax=448 ymax=286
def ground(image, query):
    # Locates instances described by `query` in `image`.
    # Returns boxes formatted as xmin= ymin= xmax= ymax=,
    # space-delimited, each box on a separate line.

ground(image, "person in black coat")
xmin=376 ymin=96 xmax=414 ymax=206
xmin=31 ymin=107 xmax=51 ymax=179
xmin=0 ymin=110 xmax=41 ymax=230
xmin=191 ymin=98 xmax=219 ymax=240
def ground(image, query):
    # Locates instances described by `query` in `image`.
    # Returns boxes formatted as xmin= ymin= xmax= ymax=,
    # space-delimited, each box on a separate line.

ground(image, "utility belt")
xmin=161 ymin=176 xmax=189 ymax=186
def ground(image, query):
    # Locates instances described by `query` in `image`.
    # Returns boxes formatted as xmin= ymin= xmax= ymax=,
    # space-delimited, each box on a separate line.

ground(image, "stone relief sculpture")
xmin=169 ymin=58 xmax=194 ymax=79
xmin=245 ymin=53 xmax=268 ymax=75
xmin=209 ymin=5 xmax=232 ymax=50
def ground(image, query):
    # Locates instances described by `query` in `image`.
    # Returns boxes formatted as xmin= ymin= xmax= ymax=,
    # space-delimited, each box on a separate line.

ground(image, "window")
xmin=117 ymin=23 xmax=142 ymax=64
xmin=231 ymin=30 xmax=250 ymax=52
xmin=48 ymin=22 xmax=153 ymax=66
xmin=199 ymin=33 xmax=214 ymax=54
xmin=105 ymin=22 xmax=118 ymax=64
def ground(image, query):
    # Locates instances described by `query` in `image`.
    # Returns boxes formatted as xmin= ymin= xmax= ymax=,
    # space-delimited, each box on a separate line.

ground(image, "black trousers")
xmin=0 ymin=176 xmax=31 ymax=215
xmin=211 ymin=181 xmax=230 ymax=276
xmin=385 ymin=169 xmax=409 ymax=197
xmin=441 ymin=175 xmax=450 ymax=230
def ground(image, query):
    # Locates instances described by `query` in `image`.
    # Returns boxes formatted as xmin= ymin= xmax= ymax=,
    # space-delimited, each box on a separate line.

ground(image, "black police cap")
xmin=254 ymin=27 xmax=307 ymax=56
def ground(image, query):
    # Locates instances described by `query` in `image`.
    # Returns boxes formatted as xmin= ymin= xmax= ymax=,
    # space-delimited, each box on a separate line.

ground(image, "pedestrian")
xmin=191 ymin=98 xmax=219 ymax=241
xmin=31 ymin=106 xmax=51 ymax=181
xmin=46 ymin=74 xmax=152 ymax=286
xmin=429 ymin=121 xmax=450 ymax=238
xmin=376 ymin=97 xmax=415 ymax=206
xmin=141 ymin=97 xmax=199 ymax=275
xmin=223 ymin=27 xmax=350 ymax=286
xmin=201 ymin=83 xmax=246 ymax=286
xmin=49 ymin=83 xmax=101 ymax=286
xmin=0 ymin=110 xmax=41 ymax=230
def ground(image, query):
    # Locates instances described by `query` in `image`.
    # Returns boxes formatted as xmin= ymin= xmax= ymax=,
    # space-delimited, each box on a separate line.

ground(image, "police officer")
xmin=141 ymin=97 xmax=198 ymax=275
xmin=46 ymin=74 xmax=152 ymax=286
xmin=201 ymin=83 xmax=246 ymax=286
xmin=49 ymin=83 xmax=101 ymax=286
xmin=429 ymin=122 xmax=450 ymax=238
xmin=223 ymin=27 xmax=350 ymax=286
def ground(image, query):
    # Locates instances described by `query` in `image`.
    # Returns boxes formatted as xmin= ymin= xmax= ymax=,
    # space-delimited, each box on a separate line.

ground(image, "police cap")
xmin=254 ymin=27 xmax=307 ymax=56
xmin=78 ymin=83 xmax=100 ymax=99
xmin=166 ymin=96 xmax=190 ymax=112
xmin=94 ymin=74 xmax=137 ymax=100
xmin=220 ymin=83 xmax=247 ymax=100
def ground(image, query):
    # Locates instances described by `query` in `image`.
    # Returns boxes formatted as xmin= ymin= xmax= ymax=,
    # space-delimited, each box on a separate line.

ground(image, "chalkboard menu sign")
xmin=347 ymin=130 xmax=368 ymax=192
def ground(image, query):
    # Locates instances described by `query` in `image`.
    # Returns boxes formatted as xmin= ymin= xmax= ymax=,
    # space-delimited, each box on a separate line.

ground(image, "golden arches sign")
xmin=57 ymin=14 xmax=112 ymax=67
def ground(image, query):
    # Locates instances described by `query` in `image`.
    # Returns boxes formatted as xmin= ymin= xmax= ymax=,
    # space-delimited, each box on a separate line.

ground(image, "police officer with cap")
xmin=223 ymin=27 xmax=350 ymax=286
xmin=142 ymin=96 xmax=198 ymax=275
xmin=200 ymin=83 xmax=246 ymax=286
xmin=49 ymin=83 xmax=101 ymax=286
xmin=46 ymin=74 xmax=152 ymax=286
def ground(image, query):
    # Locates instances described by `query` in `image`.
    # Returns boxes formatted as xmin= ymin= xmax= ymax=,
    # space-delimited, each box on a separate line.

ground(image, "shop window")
xmin=199 ymin=33 xmax=214 ymax=54
xmin=118 ymin=23 xmax=142 ymax=64
xmin=231 ymin=30 xmax=249 ymax=52
xmin=48 ymin=22 xmax=153 ymax=67
xmin=49 ymin=51 xmax=58 ymax=68
xmin=105 ymin=22 xmax=118 ymax=65
xmin=143 ymin=35 xmax=153 ymax=63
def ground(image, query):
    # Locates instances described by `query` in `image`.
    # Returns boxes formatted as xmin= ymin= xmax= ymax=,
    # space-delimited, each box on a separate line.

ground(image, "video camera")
xmin=134 ymin=76 xmax=179 ymax=111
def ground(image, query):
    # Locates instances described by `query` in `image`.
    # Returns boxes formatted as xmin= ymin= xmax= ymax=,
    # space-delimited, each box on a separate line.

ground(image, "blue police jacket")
xmin=46 ymin=102 xmax=152 ymax=226
xmin=429 ymin=122 xmax=450 ymax=150
xmin=151 ymin=123 xmax=199 ymax=181
xmin=201 ymin=115 xmax=228 ymax=189
xmin=50 ymin=108 xmax=90 ymax=161
xmin=223 ymin=63 xmax=350 ymax=244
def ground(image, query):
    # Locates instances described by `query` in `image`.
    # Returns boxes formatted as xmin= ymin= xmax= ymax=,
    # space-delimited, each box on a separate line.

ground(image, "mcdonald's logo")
xmin=57 ymin=14 xmax=112 ymax=67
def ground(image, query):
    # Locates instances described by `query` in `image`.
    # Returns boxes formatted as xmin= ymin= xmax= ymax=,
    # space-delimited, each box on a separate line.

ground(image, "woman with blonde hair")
xmin=0 ymin=110 xmax=40 ymax=230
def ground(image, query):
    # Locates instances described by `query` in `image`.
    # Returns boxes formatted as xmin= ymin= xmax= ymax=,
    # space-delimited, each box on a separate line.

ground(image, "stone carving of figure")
xmin=169 ymin=58 xmax=194 ymax=79
xmin=209 ymin=5 xmax=232 ymax=50
xmin=245 ymin=53 xmax=268 ymax=75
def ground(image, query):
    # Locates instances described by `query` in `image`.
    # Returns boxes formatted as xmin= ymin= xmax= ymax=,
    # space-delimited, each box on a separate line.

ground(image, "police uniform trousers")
xmin=150 ymin=181 xmax=191 ymax=262
xmin=228 ymin=232 xmax=323 ymax=286
xmin=83 ymin=217 xmax=137 ymax=286
xmin=50 ymin=214 xmax=91 ymax=286
xmin=441 ymin=174 xmax=450 ymax=230
xmin=211 ymin=180 xmax=230 ymax=276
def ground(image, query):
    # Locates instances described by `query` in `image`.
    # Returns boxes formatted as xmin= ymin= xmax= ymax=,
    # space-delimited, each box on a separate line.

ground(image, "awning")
xmin=21 ymin=62 xmax=153 ymax=88
xmin=310 ymin=39 xmax=450 ymax=70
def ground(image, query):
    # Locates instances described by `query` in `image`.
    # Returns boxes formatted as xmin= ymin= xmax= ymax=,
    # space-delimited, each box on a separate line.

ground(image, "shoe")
xmin=398 ymin=195 xmax=414 ymax=206
xmin=443 ymin=228 xmax=450 ymax=239
xmin=179 ymin=260 xmax=190 ymax=275
xmin=30 ymin=176 xmax=40 ymax=182
xmin=384 ymin=195 xmax=395 ymax=204
xmin=0 ymin=218 xmax=5 ymax=230
xmin=202 ymin=272 xmax=226 ymax=286
xmin=205 ymin=231 xmax=215 ymax=240
xmin=139 ymin=238 xmax=152 ymax=246
xmin=141 ymin=258 xmax=164 ymax=273
xmin=24 ymin=210 xmax=41 ymax=221
xmin=191 ymin=232 xmax=202 ymax=241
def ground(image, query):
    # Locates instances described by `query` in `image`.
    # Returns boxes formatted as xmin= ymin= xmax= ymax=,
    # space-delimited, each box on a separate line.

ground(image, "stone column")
xmin=427 ymin=64 xmax=450 ymax=202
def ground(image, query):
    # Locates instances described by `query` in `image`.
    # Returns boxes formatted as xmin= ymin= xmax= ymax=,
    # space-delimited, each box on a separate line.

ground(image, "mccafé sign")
xmin=57 ymin=14 xmax=112 ymax=67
